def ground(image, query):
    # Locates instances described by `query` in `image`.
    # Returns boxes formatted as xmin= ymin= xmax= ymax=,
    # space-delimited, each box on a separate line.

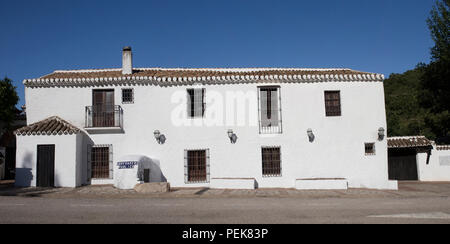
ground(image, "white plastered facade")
xmin=17 ymin=77 xmax=397 ymax=189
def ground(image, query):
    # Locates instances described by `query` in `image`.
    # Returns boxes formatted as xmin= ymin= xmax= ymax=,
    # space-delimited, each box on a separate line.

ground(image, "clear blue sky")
xmin=0 ymin=0 xmax=435 ymax=108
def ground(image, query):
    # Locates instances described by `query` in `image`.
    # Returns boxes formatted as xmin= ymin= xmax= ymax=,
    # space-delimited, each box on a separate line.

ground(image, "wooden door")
xmin=92 ymin=89 xmax=114 ymax=127
xmin=388 ymin=148 xmax=418 ymax=180
xmin=37 ymin=145 xmax=55 ymax=187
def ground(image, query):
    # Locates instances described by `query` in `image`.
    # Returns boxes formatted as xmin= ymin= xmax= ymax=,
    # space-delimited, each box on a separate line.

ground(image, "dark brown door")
xmin=92 ymin=89 xmax=114 ymax=127
xmin=388 ymin=148 xmax=418 ymax=180
xmin=91 ymin=147 xmax=110 ymax=179
xmin=37 ymin=145 xmax=55 ymax=187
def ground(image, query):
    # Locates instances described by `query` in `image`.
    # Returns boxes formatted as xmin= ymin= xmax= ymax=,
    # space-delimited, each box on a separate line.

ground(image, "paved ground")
xmin=0 ymin=181 xmax=449 ymax=223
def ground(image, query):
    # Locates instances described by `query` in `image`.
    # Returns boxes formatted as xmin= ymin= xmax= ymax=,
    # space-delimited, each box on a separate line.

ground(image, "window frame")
xmin=261 ymin=146 xmax=282 ymax=177
xmin=184 ymin=149 xmax=210 ymax=183
xmin=186 ymin=88 xmax=206 ymax=118
xmin=121 ymin=88 xmax=134 ymax=104
xmin=364 ymin=143 xmax=376 ymax=156
xmin=257 ymin=86 xmax=282 ymax=134
xmin=88 ymin=144 xmax=113 ymax=179
xmin=324 ymin=90 xmax=342 ymax=117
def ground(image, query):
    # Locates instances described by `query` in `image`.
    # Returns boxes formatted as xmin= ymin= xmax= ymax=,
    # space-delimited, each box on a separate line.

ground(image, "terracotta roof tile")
xmin=14 ymin=116 xmax=81 ymax=136
xmin=24 ymin=68 xmax=384 ymax=87
xmin=387 ymin=136 xmax=433 ymax=148
xmin=436 ymin=145 xmax=450 ymax=151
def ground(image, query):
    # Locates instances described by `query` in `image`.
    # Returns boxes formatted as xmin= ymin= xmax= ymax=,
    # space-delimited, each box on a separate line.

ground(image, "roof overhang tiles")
xmin=23 ymin=68 xmax=385 ymax=87
xmin=14 ymin=116 xmax=81 ymax=136
xmin=387 ymin=136 xmax=433 ymax=148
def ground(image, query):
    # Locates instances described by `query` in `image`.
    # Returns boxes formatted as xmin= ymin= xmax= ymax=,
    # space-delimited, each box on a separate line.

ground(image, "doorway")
xmin=37 ymin=145 xmax=55 ymax=187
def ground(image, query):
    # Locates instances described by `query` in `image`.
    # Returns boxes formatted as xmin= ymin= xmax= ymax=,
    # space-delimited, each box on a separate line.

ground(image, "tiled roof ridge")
xmin=15 ymin=116 xmax=81 ymax=136
xmin=51 ymin=67 xmax=357 ymax=73
xmin=436 ymin=145 xmax=450 ymax=151
xmin=387 ymin=136 xmax=433 ymax=148
xmin=24 ymin=67 xmax=384 ymax=87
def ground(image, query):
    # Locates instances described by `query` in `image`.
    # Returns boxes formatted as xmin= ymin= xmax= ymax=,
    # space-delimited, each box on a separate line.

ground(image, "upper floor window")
xmin=258 ymin=86 xmax=282 ymax=134
xmin=187 ymin=88 xmax=205 ymax=118
xmin=122 ymin=88 xmax=134 ymax=104
xmin=324 ymin=90 xmax=341 ymax=116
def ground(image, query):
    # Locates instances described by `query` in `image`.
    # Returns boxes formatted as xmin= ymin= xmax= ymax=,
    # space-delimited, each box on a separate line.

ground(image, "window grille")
xmin=261 ymin=146 xmax=282 ymax=177
xmin=365 ymin=143 xmax=375 ymax=155
xmin=184 ymin=149 xmax=210 ymax=183
xmin=89 ymin=144 xmax=113 ymax=179
xmin=122 ymin=88 xmax=134 ymax=104
xmin=258 ymin=86 xmax=282 ymax=134
xmin=187 ymin=88 xmax=205 ymax=118
xmin=324 ymin=91 xmax=341 ymax=116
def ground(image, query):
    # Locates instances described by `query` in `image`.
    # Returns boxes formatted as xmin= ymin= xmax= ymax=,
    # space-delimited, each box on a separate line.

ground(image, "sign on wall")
xmin=117 ymin=161 xmax=138 ymax=169
xmin=439 ymin=156 xmax=450 ymax=166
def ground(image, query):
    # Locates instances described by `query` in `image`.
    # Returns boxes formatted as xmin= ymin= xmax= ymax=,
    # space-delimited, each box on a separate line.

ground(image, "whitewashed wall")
xmin=23 ymin=80 xmax=396 ymax=189
xmin=15 ymin=133 xmax=83 ymax=187
xmin=418 ymin=148 xmax=450 ymax=181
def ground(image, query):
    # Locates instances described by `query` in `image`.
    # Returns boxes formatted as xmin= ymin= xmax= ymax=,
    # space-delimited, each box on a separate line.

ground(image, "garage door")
xmin=388 ymin=148 xmax=418 ymax=180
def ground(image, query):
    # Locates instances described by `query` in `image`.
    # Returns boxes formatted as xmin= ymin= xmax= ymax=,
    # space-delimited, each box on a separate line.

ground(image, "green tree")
xmin=0 ymin=77 xmax=19 ymax=130
xmin=419 ymin=0 xmax=450 ymax=141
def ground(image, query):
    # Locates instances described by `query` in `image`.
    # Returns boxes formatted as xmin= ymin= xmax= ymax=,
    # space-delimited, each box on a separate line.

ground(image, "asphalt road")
xmin=1 ymin=194 xmax=449 ymax=224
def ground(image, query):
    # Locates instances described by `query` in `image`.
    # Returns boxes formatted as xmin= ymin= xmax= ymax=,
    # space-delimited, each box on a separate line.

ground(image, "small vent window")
xmin=122 ymin=88 xmax=134 ymax=104
xmin=365 ymin=143 xmax=375 ymax=155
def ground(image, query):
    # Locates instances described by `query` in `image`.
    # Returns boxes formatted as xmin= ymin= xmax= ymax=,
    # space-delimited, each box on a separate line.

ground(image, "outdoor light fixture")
xmin=227 ymin=129 xmax=238 ymax=144
xmin=307 ymin=128 xmax=315 ymax=142
xmin=378 ymin=127 xmax=385 ymax=141
xmin=154 ymin=130 xmax=166 ymax=144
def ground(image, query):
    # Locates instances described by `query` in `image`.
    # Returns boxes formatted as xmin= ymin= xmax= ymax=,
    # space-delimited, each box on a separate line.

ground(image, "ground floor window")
xmin=365 ymin=143 xmax=375 ymax=155
xmin=184 ymin=149 xmax=210 ymax=183
xmin=90 ymin=145 xmax=113 ymax=179
xmin=262 ymin=146 xmax=281 ymax=177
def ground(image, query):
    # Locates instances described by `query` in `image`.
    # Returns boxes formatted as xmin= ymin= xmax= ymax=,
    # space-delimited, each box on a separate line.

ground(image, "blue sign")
xmin=117 ymin=161 xmax=138 ymax=169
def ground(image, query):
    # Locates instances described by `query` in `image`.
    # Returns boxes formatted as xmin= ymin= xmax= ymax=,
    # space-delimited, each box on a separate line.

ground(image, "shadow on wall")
xmin=15 ymin=152 xmax=33 ymax=187
xmin=83 ymin=135 xmax=95 ymax=185
xmin=149 ymin=158 xmax=167 ymax=182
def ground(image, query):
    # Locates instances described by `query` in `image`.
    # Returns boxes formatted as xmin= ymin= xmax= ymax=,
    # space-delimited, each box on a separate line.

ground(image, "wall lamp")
xmin=227 ymin=129 xmax=238 ymax=144
xmin=307 ymin=128 xmax=315 ymax=142
xmin=154 ymin=130 xmax=166 ymax=144
xmin=378 ymin=127 xmax=385 ymax=141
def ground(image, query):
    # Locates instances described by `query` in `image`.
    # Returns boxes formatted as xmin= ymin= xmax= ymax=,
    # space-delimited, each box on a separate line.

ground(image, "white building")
xmin=14 ymin=47 xmax=398 ymax=190
xmin=387 ymin=136 xmax=450 ymax=181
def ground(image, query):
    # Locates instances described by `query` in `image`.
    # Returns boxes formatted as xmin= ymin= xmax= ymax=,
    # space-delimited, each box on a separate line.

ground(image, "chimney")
xmin=122 ymin=46 xmax=133 ymax=75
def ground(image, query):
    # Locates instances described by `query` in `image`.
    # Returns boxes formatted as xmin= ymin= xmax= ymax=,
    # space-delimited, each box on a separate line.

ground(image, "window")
xmin=187 ymin=88 xmax=205 ymax=118
xmin=262 ymin=147 xmax=281 ymax=177
xmin=92 ymin=89 xmax=115 ymax=127
xmin=365 ymin=143 xmax=375 ymax=155
xmin=324 ymin=91 xmax=341 ymax=116
xmin=89 ymin=145 xmax=113 ymax=179
xmin=122 ymin=88 xmax=134 ymax=104
xmin=184 ymin=149 xmax=210 ymax=183
xmin=258 ymin=86 xmax=282 ymax=133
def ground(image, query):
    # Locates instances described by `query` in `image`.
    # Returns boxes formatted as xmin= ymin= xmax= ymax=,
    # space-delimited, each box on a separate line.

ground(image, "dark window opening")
xmin=324 ymin=91 xmax=341 ymax=116
xmin=91 ymin=147 xmax=110 ymax=178
xmin=262 ymin=147 xmax=281 ymax=177
xmin=185 ymin=149 xmax=209 ymax=183
xmin=187 ymin=88 xmax=205 ymax=118
xmin=365 ymin=143 xmax=375 ymax=155
xmin=258 ymin=86 xmax=282 ymax=133
xmin=122 ymin=88 xmax=134 ymax=103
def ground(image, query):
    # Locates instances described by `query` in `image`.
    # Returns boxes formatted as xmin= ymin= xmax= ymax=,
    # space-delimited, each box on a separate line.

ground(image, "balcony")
xmin=85 ymin=105 xmax=123 ymax=133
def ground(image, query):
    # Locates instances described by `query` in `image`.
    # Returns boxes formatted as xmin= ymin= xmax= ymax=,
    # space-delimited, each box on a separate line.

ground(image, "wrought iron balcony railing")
xmin=85 ymin=105 xmax=123 ymax=128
